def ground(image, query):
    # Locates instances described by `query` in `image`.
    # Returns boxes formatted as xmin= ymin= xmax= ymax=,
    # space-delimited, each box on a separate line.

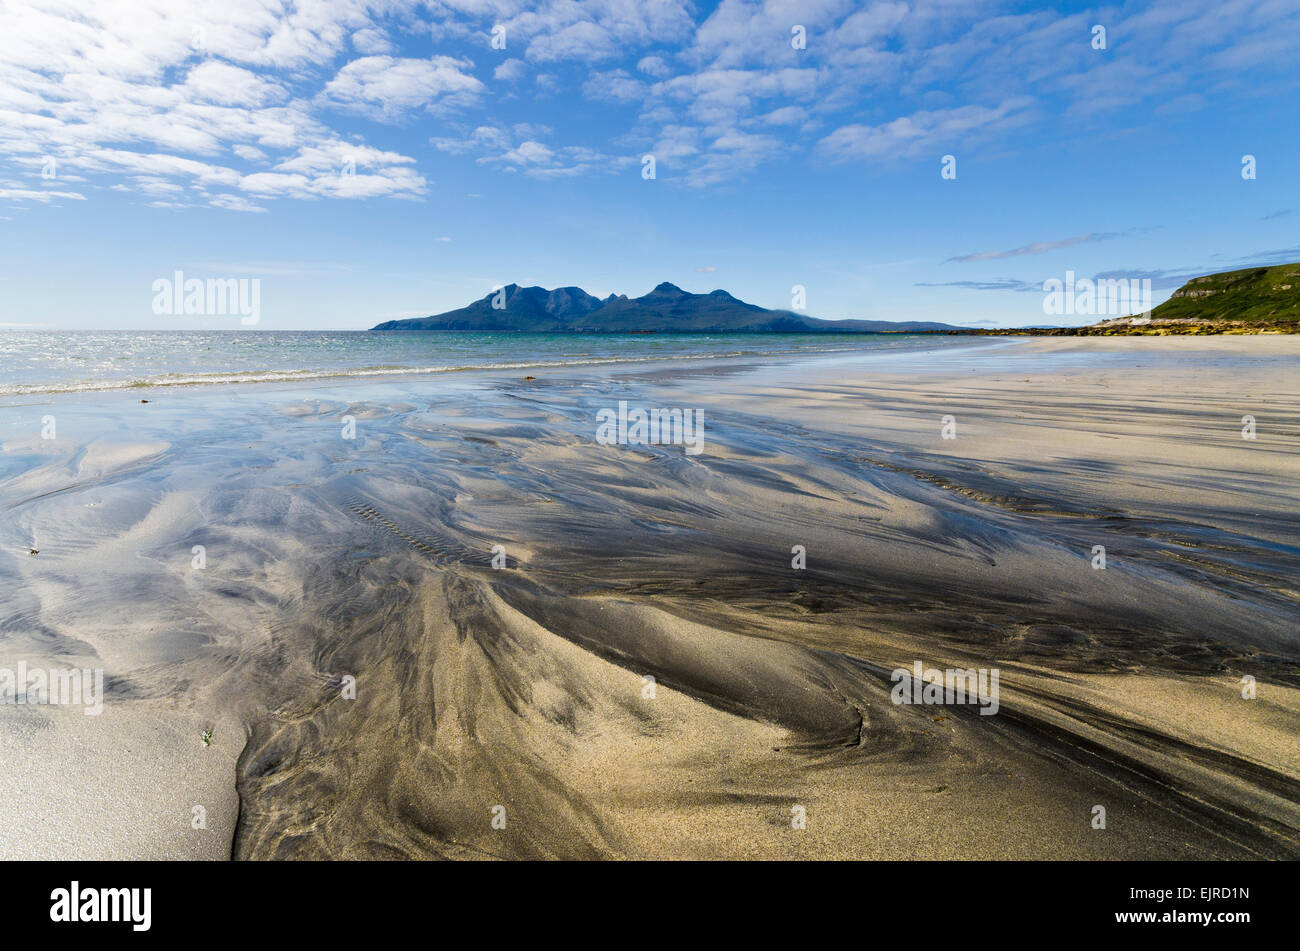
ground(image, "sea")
xmin=0 ymin=330 xmax=978 ymax=397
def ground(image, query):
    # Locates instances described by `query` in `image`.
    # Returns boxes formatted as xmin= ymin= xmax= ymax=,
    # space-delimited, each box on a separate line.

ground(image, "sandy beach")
xmin=1 ymin=335 xmax=1296 ymax=860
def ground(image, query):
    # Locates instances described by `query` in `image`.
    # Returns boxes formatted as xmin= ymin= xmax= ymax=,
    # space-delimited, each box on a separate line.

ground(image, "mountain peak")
xmin=649 ymin=281 xmax=687 ymax=296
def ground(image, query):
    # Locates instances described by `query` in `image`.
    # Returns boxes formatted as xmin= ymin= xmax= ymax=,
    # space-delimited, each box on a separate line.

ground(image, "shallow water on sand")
xmin=1 ymin=340 xmax=1297 ymax=859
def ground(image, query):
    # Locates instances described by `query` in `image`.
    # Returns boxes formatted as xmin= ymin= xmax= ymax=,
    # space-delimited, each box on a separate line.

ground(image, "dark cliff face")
xmin=372 ymin=283 xmax=960 ymax=332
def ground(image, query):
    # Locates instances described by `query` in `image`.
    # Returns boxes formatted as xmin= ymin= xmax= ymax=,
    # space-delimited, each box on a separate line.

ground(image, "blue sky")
xmin=0 ymin=0 xmax=1297 ymax=330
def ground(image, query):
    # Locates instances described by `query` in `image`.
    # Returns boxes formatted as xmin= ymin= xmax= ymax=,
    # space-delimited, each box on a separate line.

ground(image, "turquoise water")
xmin=0 ymin=330 xmax=973 ymax=396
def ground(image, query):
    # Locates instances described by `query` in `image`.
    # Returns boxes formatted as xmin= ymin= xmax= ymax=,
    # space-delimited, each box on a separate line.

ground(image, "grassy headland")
xmin=950 ymin=263 xmax=1300 ymax=335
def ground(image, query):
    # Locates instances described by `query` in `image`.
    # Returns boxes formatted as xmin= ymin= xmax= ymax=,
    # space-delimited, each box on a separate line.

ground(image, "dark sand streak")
xmin=227 ymin=368 xmax=1297 ymax=858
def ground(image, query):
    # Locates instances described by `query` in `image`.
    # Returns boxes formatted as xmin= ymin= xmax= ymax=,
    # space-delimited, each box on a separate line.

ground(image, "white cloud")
xmin=637 ymin=55 xmax=672 ymax=78
xmin=948 ymin=232 xmax=1125 ymax=263
xmin=351 ymin=27 xmax=395 ymax=56
xmin=0 ymin=0 xmax=1294 ymax=205
xmin=757 ymin=105 xmax=808 ymax=126
xmin=209 ymin=193 xmax=268 ymax=212
xmin=526 ymin=21 xmax=619 ymax=63
xmin=494 ymin=58 xmax=527 ymax=82
xmin=818 ymin=98 xmax=1036 ymax=162
xmin=184 ymin=61 xmax=286 ymax=108
xmin=431 ymin=125 xmax=517 ymax=155
xmin=507 ymin=1 xmax=695 ymax=63
xmin=434 ymin=123 xmax=630 ymax=179
xmin=239 ymin=171 xmax=312 ymax=195
xmin=133 ymin=177 xmax=185 ymax=196
xmin=0 ymin=0 xmax=431 ymax=208
xmin=583 ymin=70 xmax=647 ymax=103
xmin=0 ymin=185 xmax=85 ymax=202
xmin=497 ymin=140 xmax=554 ymax=165
xmin=320 ymin=56 xmax=483 ymax=120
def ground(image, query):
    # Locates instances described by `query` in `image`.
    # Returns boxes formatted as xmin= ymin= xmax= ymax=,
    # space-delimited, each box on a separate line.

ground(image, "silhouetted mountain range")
xmin=371 ymin=282 xmax=959 ymax=332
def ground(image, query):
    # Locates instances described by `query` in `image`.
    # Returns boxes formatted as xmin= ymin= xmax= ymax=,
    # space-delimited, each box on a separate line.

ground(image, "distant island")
xmin=372 ymin=264 xmax=1300 ymax=335
xmin=371 ymin=282 xmax=959 ymax=333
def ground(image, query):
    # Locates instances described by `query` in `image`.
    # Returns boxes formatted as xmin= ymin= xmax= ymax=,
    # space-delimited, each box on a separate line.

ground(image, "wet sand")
xmin=1 ymin=335 xmax=1297 ymax=859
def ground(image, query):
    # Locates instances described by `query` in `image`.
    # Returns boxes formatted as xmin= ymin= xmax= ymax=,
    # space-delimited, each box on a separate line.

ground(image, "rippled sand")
xmin=1 ymin=336 xmax=1297 ymax=859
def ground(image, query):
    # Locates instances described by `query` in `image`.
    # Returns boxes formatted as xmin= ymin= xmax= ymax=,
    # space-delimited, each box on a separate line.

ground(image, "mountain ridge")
xmin=371 ymin=283 xmax=959 ymax=333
